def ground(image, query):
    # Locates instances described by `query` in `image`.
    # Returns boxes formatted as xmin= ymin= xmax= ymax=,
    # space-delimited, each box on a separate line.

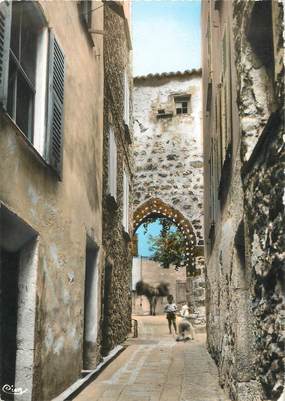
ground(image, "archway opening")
xmin=131 ymin=198 xmax=199 ymax=316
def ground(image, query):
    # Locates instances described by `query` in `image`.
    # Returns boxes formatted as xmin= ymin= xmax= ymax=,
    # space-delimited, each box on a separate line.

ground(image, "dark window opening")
xmin=206 ymin=81 xmax=212 ymax=112
xmin=234 ymin=220 xmax=246 ymax=269
xmin=101 ymin=263 xmax=113 ymax=356
xmin=7 ymin=2 xmax=41 ymax=141
xmin=247 ymin=1 xmax=274 ymax=79
xmin=208 ymin=222 xmax=215 ymax=254
xmin=81 ymin=1 xmax=92 ymax=30
xmin=156 ymin=109 xmax=173 ymax=119
xmin=83 ymin=241 xmax=98 ymax=369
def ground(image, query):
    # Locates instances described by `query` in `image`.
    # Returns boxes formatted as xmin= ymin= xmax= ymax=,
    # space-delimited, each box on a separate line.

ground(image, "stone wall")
xmin=133 ymin=71 xmax=205 ymax=307
xmin=133 ymin=72 xmax=204 ymax=245
xmin=202 ymin=1 xmax=284 ymax=400
xmin=101 ymin=2 xmax=133 ymax=356
xmin=234 ymin=1 xmax=285 ymax=399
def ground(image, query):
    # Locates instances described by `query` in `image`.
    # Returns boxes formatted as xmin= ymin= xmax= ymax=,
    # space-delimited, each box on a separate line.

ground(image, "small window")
xmin=108 ymin=127 xmax=117 ymax=200
xmin=174 ymin=96 xmax=190 ymax=115
xmin=80 ymin=0 xmax=92 ymax=30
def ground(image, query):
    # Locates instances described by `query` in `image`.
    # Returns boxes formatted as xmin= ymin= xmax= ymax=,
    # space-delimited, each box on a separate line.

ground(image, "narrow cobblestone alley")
xmin=0 ymin=1 xmax=284 ymax=400
xmin=73 ymin=316 xmax=229 ymax=401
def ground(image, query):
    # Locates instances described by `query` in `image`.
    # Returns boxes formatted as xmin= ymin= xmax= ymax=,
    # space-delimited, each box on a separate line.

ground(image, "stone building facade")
xmin=101 ymin=1 xmax=133 ymax=357
xmin=202 ymin=1 xmax=284 ymax=400
xmin=133 ymin=71 xmax=205 ymax=308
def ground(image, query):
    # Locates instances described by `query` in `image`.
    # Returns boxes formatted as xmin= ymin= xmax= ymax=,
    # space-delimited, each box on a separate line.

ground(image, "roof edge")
xmin=134 ymin=68 xmax=202 ymax=82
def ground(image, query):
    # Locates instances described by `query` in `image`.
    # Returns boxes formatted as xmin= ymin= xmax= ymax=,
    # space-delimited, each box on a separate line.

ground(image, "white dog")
xmin=176 ymin=318 xmax=195 ymax=341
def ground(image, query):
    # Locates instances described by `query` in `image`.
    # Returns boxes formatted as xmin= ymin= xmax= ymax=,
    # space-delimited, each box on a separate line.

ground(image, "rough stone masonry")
xmin=133 ymin=70 xmax=205 ymax=308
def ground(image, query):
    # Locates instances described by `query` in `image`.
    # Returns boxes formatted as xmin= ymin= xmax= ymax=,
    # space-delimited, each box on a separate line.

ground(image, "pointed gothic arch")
xmin=133 ymin=198 xmax=198 ymax=275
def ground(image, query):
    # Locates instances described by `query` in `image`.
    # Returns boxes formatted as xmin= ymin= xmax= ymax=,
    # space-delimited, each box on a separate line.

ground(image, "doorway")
xmin=0 ymin=204 xmax=38 ymax=401
xmin=1 ymin=250 xmax=20 ymax=401
xmin=101 ymin=262 xmax=112 ymax=356
xmin=83 ymin=239 xmax=99 ymax=370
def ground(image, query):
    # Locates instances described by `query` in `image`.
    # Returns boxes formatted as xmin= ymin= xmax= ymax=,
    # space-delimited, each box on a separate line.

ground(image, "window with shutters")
xmin=122 ymin=169 xmax=129 ymax=233
xmin=124 ymin=69 xmax=130 ymax=126
xmin=7 ymin=2 xmax=44 ymax=143
xmin=0 ymin=2 xmax=65 ymax=177
xmin=108 ymin=127 xmax=117 ymax=201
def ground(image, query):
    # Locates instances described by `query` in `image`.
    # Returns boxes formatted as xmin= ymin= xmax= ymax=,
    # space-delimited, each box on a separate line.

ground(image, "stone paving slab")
xmin=73 ymin=316 xmax=230 ymax=401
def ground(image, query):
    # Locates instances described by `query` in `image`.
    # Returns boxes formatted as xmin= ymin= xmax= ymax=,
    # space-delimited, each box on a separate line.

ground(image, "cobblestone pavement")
xmin=73 ymin=315 xmax=229 ymax=401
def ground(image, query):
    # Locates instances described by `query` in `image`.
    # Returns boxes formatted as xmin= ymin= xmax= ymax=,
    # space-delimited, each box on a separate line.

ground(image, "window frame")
xmin=174 ymin=95 xmax=190 ymax=115
xmin=0 ymin=1 xmax=65 ymax=178
xmin=7 ymin=2 xmax=45 ymax=143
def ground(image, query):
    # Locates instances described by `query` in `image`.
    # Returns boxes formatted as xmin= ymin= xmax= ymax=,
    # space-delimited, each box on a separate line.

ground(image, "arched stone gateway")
xmin=133 ymin=197 xmax=201 ymax=276
xmin=132 ymin=71 xmax=205 ymax=309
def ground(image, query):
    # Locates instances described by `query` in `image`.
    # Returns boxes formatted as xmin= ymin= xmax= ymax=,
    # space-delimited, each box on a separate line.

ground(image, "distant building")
xmin=132 ymin=257 xmax=187 ymax=316
xmin=202 ymin=1 xmax=284 ymax=399
xmin=132 ymin=70 xmax=205 ymax=310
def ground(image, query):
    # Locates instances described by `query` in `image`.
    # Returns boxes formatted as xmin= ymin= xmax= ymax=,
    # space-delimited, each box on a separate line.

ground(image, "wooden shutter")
xmin=0 ymin=1 xmax=11 ymax=110
xmin=46 ymin=30 xmax=65 ymax=178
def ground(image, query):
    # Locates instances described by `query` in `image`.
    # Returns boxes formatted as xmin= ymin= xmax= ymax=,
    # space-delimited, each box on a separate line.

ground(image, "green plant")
xmin=149 ymin=229 xmax=186 ymax=269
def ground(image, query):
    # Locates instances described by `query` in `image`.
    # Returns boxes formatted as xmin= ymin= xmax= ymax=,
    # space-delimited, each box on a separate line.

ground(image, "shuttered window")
xmin=124 ymin=69 xmax=129 ymax=125
xmin=46 ymin=31 xmax=65 ymax=178
xmin=0 ymin=2 xmax=65 ymax=178
xmin=122 ymin=169 xmax=129 ymax=233
xmin=0 ymin=2 xmax=12 ymax=112
xmin=108 ymin=127 xmax=117 ymax=200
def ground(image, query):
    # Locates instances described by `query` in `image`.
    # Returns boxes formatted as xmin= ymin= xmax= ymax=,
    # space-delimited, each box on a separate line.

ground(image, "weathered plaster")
xmin=0 ymin=2 xmax=105 ymax=400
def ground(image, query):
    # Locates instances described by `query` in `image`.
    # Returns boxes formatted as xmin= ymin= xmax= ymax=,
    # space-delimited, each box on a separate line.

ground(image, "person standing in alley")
xmin=164 ymin=294 xmax=177 ymax=334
